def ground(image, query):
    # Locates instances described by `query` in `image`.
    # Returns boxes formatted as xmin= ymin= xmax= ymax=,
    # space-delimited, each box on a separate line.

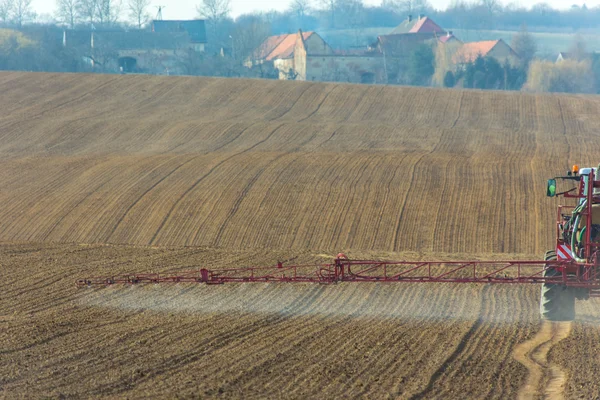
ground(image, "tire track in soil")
xmin=297 ymin=84 xmax=338 ymax=123
xmin=86 ymin=285 xmax=333 ymax=396
xmin=409 ymin=318 xmax=484 ymax=400
xmin=408 ymin=283 xmax=489 ymax=400
xmin=513 ymin=321 xmax=572 ymax=400
xmin=148 ymin=123 xmax=283 ymax=245
xmin=105 ymin=155 xmax=200 ymax=242
xmin=7 ymin=77 xmax=121 ymax=124
xmin=208 ymin=128 xmax=319 ymax=247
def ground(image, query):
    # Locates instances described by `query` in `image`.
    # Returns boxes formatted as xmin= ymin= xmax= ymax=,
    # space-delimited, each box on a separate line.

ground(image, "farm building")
xmin=371 ymin=33 xmax=444 ymax=84
xmin=247 ymin=31 xmax=334 ymax=79
xmin=151 ymin=20 xmax=207 ymax=53
xmin=452 ymin=39 xmax=520 ymax=67
xmin=62 ymin=20 xmax=207 ymax=74
xmin=374 ymin=15 xmax=456 ymax=84
xmin=556 ymin=51 xmax=600 ymax=63
xmin=249 ymin=31 xmax=385 ymax=83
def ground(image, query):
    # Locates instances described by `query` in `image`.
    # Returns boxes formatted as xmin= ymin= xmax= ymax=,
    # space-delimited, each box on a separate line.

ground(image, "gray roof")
xmin=152 ymin=20 xmax=207 ymax=43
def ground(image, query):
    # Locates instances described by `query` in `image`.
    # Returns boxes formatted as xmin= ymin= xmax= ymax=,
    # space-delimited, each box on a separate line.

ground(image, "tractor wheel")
xmin=544 ymin=250 xmax=556 ymax=261
xmin=574 ymin=287 xmax=590 ymax=301
xmin=540 ymin=252 xmax=575 ymax=321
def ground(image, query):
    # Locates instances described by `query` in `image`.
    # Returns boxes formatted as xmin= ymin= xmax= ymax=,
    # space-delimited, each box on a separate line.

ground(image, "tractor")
xmin=542 ymin=165 xmax=600 ymax=320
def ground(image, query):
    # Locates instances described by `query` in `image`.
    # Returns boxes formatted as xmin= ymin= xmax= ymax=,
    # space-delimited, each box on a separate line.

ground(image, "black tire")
xmin=544 ymin=250 xmax=556 ymax=261
xmin=540 ymin=252 xmax=576 ymax=321
xmin=574 ymin=287 xmax=590 ymax=301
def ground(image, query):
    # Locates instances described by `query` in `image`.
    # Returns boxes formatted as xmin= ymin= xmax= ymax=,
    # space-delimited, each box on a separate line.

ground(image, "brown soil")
xmin=2 ymin=73 xmax=600 ymax=398
xmin=1 ymin=243 xmax=550 ymax=398
xmin=548 ymin=301 xmax=600 ymax=399
xmin=0 ymin=73 xmax=600 ymax=254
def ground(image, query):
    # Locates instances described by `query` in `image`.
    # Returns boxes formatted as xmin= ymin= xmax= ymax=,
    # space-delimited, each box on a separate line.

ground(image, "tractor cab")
xmin=547 ymin=165 xmax=600 ymax=263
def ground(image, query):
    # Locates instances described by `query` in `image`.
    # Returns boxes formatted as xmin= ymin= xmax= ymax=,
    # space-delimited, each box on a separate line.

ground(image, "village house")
xmin=556 ymin=51 xmax=600 ymax=63
xmin=452 ymin=39 xmax=520 ymax=68
xmin=247 ymin=31 xmax=334 ymax=79
xmin=372 ymin=15 xmax=454 ymax=84
xmin=151 ymin=20 xmax=207 ymax=53
xmin=249 ymin=31 xmax=385 ymax=83
xmin=247 ymin=15 xmax=518 ymax=87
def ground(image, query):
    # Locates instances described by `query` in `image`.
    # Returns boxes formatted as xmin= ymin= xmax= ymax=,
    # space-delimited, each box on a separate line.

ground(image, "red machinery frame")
xmin=76 ymin=258 xmax=600 ymax=296
xmin=76 ymin=169 xmax=600 ymax=298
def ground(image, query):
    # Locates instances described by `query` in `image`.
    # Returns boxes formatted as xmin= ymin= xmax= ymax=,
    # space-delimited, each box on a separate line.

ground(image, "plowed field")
xmin=1 ymin=72 xmax=600 ymax=252
xmin=1 ymin=72 xmax=600 ymax=398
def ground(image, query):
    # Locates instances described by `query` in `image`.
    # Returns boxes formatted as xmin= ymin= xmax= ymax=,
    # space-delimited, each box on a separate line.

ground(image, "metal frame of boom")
xmin=76 ymin=258 xmax=600 ymax=296
xmin=76 ymin=169 xmax=600 ymax=298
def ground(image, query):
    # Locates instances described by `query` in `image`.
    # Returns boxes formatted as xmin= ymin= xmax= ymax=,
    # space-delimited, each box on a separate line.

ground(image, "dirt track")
xmin=514 ymin=321 xmax=573 ymax=400
xmin=2 ymin=73 xmax=600 ymax=398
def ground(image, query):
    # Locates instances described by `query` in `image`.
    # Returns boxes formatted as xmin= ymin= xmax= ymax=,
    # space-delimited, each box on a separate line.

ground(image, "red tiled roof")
xmin=453 ymin=40 xmax=500 ymax=63
xmin=254 ymin=32 xmax=314 ymax=61
xmin=408 ymin=17 xmax=445 ymax=34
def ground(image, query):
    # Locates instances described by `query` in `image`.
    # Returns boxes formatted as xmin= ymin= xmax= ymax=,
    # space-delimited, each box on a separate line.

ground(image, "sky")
xmin=31 ymin=0 xmax=600 ymax=21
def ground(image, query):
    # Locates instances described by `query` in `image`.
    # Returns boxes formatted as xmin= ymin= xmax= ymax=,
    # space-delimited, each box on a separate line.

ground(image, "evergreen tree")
xmin=443 ymin=71 xmax=455 ymax=88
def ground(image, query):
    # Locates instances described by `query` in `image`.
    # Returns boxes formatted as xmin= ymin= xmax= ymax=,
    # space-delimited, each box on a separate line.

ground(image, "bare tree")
xmin=96 ymin=0 xmax=121 ymax=26
xmin=384 ymin=0 xmax=432 ymax=16
xmin=197 ymin=0 xmax=231 ymax=46
xmin=232 ymin=16 xmax=270 ymax=61
xmin=319 ymin=0 xmax=336 ymax=27
xmin=289 ymin=0 xmax=311 ymax=18
xmin=526 ymin=59 xmax=594 ymax=94
xmin=511 ymin=23 xmax=537 ymax=68
xmin=56 ymin=0 xmax=80 ymax=28
xmin=480 ymin=0 xmax=500 ymax=15
xmin=196 ymin=0 xmax=230 ymax=22
xmin=337 ymin=0 xmax=364 ymax=45
xmin=531 ymin=2 xmax=552 ymax=15
xmin=128 ymin=0 xmax=149 ymax=28
xmin=0 ymin=0 xmax=13 ymax=23
xmin=568 ymin=34 xmax=588 ymax=62
xmin=77 ymin=0 xmax=97 ymax=25
xmin=12 ymin=0 xmax=34 ymax=27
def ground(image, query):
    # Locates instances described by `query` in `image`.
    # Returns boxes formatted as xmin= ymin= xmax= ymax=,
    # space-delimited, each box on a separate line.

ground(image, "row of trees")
xmin=0 ymin=25 xmax=91 ymax=72
xmin=0 ymin=0 xmax=151 ymax=29
xmin=54 ymin=0 xmax=151 ymax=29
xmin=0 ymin=0 xmax=35 ymax=28
xmin=5 ymin=0 xmax=600 ymax=36
xmin=526 ymin=56 xmax=600 ymax=94
xmin=240 ymin=0 xmax=600 ymax=33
